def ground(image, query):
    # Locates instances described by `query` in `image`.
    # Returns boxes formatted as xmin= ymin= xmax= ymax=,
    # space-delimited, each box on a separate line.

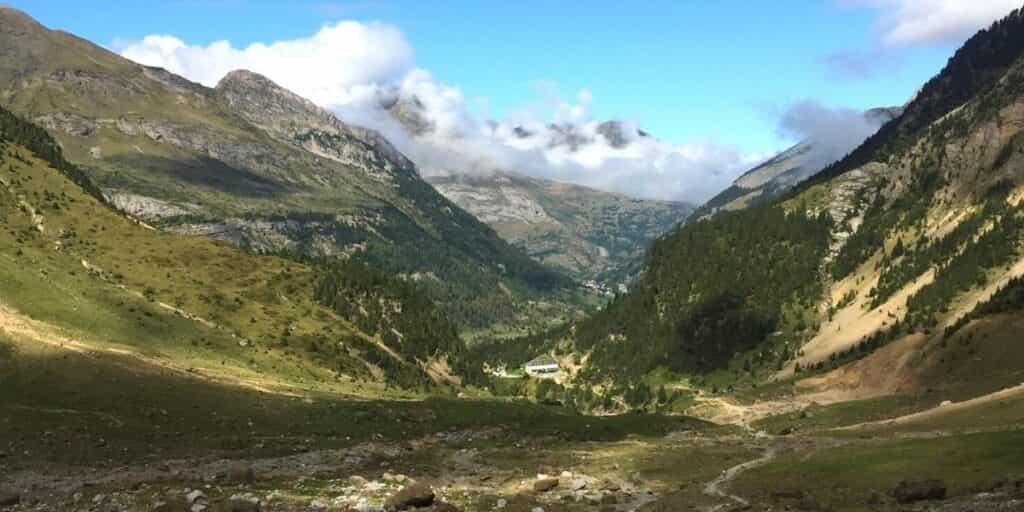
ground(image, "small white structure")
xmin=524 ymin=354 xmax=560 ymax=377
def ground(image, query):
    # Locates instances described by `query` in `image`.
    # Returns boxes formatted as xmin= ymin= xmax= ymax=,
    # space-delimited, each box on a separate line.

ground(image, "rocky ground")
xmin=2 ymin=421 xmax=1023 ymax=511
xmin=0 ymin=425 xmax=750 ymax=512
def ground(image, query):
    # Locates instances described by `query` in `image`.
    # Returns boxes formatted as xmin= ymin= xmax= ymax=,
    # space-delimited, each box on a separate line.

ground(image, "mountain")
xmin=0 ymin=103 xmax=471 ymax=390
xmin=694 ymin=107 xmax=903 ymax=218
xmin=490 ymin=7 xmax=1024 ymax=407
xmin=383 ymin=96 xmax=692 ymax=287
xmin=426 ymin=171 xmax=693 ymax=287
xmin=0 ymin=6 xmax=575 ymax=331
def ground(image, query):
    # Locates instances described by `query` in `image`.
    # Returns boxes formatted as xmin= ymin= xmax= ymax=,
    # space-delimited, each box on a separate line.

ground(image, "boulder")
xmin=227 ymin=464 xmax=256 ymax=484
xmin=570 ymin=478 xmax=587 ymax=491
xmin=892 ymin=479 xmax=946 ymax=504
xmin=533 ymin=478 xmax=559 ymax=493
xmin=385 ymin=482 xmax=435 ymax=511
xmin=228 ymin=494 xmax=261 ymax=512
xmin=185 ymin=490 xmax=207 ymax=505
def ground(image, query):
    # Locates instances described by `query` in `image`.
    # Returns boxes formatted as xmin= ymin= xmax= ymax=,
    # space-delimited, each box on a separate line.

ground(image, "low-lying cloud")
xmin=117 ymin=21 xmax=761 ymax=204
xmin=777 ymin=100 xmax=895 ymax=174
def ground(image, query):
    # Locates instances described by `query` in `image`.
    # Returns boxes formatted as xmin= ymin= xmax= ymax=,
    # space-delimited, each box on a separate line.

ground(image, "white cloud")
xmin=118 ymin=21 xmax=761 ymax=203
xmin=777 ymin=100 xmax=895 ymax=173
xmin=119 ymin=21 xmax=413 ymax=106
xmin=842 ymin=0 xmax=1020 ymax=46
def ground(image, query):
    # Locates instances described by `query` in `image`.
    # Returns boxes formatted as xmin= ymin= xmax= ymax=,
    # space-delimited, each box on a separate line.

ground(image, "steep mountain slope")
xmin=0 ymin=104 xmax=470 ymax=390
xmin=496 ymin=7 xmax=1024 ymax=402
xmin=0 ymin=6 xmax=571 ymax=330
xmin=426 ymin=171 xmax=693 ymax=286
xmin=695 ymin=107 xmax=902 ymax=218
xmin=383 ymin=98 xmax=693 ymax=286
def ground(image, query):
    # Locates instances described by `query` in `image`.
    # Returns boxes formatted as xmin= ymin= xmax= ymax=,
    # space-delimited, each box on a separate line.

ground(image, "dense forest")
xmin=562 ymin=204 xmax=832 ymax=379
xmin=314 ymin=258 xmax=482 ymax=385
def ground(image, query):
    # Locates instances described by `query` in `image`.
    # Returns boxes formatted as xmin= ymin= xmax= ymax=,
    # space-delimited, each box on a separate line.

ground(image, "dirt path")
xmin=702 ymin=442 xmax=778 ymax=512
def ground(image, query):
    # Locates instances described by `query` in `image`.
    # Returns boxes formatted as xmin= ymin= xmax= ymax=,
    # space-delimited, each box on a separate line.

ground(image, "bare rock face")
xmin=32 ymin=112 xmax=96 ymax=136
xmin=106 ymin=192 xmax=200 ymax=220
xmin=596 ymin=120 xmax=633 ymax=149
xmin=385 ymin=95 xmax=435 ymax=137
xmin=215 ymin=69 xmax=412 ymax=178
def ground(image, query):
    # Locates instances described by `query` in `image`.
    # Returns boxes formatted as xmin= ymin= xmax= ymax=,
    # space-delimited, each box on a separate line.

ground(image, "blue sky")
xmin=8 ymin=1 xmax=1021 ymax=201
xmin=11 ymin=0 xmax=973 ymax=152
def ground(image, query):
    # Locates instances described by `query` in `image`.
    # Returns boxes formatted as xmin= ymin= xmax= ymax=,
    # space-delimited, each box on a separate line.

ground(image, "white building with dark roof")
xmin=524 ymin=354 xmax=560 ymax=377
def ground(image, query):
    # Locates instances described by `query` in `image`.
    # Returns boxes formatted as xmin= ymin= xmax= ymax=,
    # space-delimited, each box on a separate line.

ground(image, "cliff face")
xmin=427 ymin=171 xmax=693 ymax=286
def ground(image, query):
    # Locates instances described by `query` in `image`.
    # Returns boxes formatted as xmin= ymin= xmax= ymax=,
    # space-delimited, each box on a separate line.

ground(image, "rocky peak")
xmin=215 ymin=69 xmax=338 ymax=136
xmin=215 ymin=69 xmax=414 ymax=173
xmin=383 ymin=94 xmax=435 ymax=137
xmin=596 ymin=120 xmax=634 ymax=149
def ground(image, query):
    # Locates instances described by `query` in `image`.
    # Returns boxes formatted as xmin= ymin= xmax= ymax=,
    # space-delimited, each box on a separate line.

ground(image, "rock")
xmin=228 ymin=494 xmax=261 ymax=512
xmin=495 ymin=498 xmax=507 ymax=509
xmin=227 ymin=463 xmax=256 ymax=484
xmin=892 ymin=479 xmax=946 ymax=504
xmin=92 ymin=493 xmax=107 ymax=504
xmin=0 ymin=491 xmax=20 ymax=507
xmin=191 ymin=504 xmax=208 ymax=512
xmin=185 ymin=490 xmax=207 ymax=505
xmin=570 ymin=478 xmax=587 ymax=491
xmin=602 ymin=480 xmax=621 ymax=492
xmin=533 ymin=478 xmax=559 ymax=493
xmin=384 ymin=482 xmax=435 ymax=511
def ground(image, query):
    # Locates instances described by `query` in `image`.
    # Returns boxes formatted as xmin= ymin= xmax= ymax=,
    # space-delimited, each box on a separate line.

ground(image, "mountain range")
xmin=0 ymin=5 xmax=580 ymax=332
xmin=4 ymin=4 xmax=1024 ymax=511
xmin=383 ymin=95 xmax=694 ymax=287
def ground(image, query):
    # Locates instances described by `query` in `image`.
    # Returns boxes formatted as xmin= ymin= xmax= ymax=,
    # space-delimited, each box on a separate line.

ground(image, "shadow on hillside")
xmin=0 ymin=345 xmax=707 ymax=468
xmin=107 ymin=154 xmax=287 ymax=198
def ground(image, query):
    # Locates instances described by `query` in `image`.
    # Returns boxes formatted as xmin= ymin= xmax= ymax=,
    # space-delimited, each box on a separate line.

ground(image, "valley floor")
xmin=2 ymin=301 xmax=1023 ymax=511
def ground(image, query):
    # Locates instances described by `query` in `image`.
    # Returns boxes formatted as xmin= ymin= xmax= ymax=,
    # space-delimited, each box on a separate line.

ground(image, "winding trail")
xmin=702 ymin=442 xmax=778 ymax=512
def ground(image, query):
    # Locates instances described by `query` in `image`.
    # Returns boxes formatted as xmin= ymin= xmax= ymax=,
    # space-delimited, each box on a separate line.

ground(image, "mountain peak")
xmin=216 ymin=69 xmax=275 ymax=89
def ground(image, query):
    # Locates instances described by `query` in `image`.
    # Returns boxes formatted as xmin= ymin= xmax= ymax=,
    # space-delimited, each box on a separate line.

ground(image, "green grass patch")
xmin=734 ymin=429 xmax=1024 ymax=510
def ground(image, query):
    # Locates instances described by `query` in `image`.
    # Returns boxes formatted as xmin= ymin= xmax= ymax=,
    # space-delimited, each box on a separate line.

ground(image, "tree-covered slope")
xmin=0 ymin=5 xmax=573 ymax=331
xmin=506 ymin=6 xmax=1024 ymax=389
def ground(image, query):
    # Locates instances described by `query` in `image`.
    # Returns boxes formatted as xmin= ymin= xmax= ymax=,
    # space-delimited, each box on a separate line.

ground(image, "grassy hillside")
xmin=0 ymin=104 xmax=465 ymax=391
